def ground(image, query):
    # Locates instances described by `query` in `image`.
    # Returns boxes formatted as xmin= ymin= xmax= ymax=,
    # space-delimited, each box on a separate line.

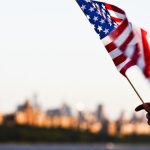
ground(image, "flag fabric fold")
xmin=132 ymin=26 xmax=150 ymax=78
xmin=75 ymin=0 xmax=150 ymax=78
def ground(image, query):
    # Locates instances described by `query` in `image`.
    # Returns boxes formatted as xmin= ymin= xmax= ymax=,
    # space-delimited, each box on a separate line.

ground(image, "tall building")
xmin=77 ymin=110 xmax=85 ymax=123
xmin=60 ymin=103 xmax=72 ymax=116
xmin=77 ymin=110 xmax=87 ymax=130
xmin=96 ymin=104 xmax=108 ymax=123
xmin=15 ymin=99 xmax=51 ymax=127
xmin=116 ymin=110 xmax=129 ymax=134
xmin=46 ymin=103 xmax=76 ymax=129
xmin=96 ymin=104 xmax=109 ymax=134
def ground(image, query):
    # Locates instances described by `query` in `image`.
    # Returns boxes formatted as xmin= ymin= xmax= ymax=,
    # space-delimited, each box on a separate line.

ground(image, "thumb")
xmin=135 ymin=103 xmax=150 ymax=113
xmin=135 ymin=104 xmax=144 ymax=112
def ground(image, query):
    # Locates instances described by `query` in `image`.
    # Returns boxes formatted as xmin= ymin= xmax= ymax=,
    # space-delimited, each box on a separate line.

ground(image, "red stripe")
xmin=120 ymin=31 xmax=134 ymax=51
xmin=105 ymin=41 xmax=117 ymax=52
xmin=131 ymin=44 xmax=140 ymax=64
xmin=113 ymin=54 xmax=127 ymax=66
xmin=120 ymin=61 xmax=135 ymax=76
xmin=110 ymin=18 xmax=128 ymax=40
xmin=141 ymin=29 xmax=150 ymax=77
xmin=112 ymin=17 xmax=123 ymax=23
xmin=105 ymin=3 xmax=125 ymax=14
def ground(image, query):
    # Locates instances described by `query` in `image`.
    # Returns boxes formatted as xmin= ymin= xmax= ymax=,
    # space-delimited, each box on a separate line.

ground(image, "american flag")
xmin=76 ymin=0 xmax=150 ymax=78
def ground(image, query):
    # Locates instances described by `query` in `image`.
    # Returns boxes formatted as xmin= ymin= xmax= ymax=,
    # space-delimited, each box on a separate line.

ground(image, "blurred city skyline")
xmin=1 ymin=98 xmax=149 ymax=136
xmin=0 ymin=0 xmax=150 ymax=120
xmin=0 ymin=94 xmax=147 ymax=121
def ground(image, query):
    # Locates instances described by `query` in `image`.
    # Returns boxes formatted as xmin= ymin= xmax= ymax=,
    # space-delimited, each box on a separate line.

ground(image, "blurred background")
xmin=0 ymin=0 xmax=150 ymax=149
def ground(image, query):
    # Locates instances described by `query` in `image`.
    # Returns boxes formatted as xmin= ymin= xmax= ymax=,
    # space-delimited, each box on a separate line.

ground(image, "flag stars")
xmin=108 ymin=21 xmax=112 ymax=26
xmin=102 ymin=9 xmax=106 ymax=14
xmin=77 ymin=1 xmax=117 ymax=39
xmin=81 ymin=5 xmax=86 ymax=11
xmin=93 ymin=16 xmax=98 ymax=22
xmin=102 ymin=13 xmax=106 ymax=19
xmin=92 ymin=3 xmax=96 ymax=8
xmin=103 ymin=28 xmax=109 ymax=34
xmin=107 ymin=17 xmax=112 ymax=22
xmin=100 ymin=19 xmax=105 ymax=24
xmin=96 ymin=10 xmax=101 ymax=16
xmin=97 ymin=26 xmax=102 ymax=32
xmin=101 ymin=4 xmax=106 ymax=9
xmin=89 ymin=7 xmax=94 ymax=12
xmin=95 ymin=3 xmax=100 ymax=9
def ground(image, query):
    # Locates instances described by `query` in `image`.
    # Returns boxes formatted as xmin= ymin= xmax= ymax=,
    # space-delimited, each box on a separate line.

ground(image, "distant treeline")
xmin=0 ymin=124 xmax=150 ymax=143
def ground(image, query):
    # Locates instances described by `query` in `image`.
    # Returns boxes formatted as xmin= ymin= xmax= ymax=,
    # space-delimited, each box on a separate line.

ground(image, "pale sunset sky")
xmin=0 ymin=0 xmax=150 ymax=119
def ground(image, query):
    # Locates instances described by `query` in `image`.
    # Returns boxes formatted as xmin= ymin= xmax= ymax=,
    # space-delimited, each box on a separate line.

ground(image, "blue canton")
xmin=76 ymin=0 xmax=117 ymax=39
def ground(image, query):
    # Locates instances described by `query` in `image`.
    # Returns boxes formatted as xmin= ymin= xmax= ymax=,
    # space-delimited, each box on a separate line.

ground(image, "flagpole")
xmin=126 ymin=76 xmax=145 ymax=104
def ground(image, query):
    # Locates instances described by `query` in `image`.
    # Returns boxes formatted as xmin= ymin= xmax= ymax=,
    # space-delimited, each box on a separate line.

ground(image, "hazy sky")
xmin=0 ymin=0 xmax=150 ymax=119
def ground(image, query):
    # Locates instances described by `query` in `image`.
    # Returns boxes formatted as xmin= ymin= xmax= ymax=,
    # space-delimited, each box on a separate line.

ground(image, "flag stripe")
xmin=76 ymin=0 xmax=150 ymax=77
xmin=120 ymin=60 xmax=134 ymax=75
xmin=120 ymin=32 xmax=134 ymax=51
xmin=110 ymin=19 xmax=128 ymax=40
xmin=124 ymin=39 xmax=137 ymax=59
xmin=109 ymin=48 xmax=122 ymax=59
xmin=141 ymin=29 xmax=150 ymax=77
xmin=105 ymin=3 xmax=125 ymax=14
xmin=111 ymin=17 xmax=123 ymax=23
xmin=113 ymin=54 xmax=127 ymax=66
xmin=105 ymin=41 xmax=117 ymax=52
xmin=131 ymin=44 xmax=140 ymax=64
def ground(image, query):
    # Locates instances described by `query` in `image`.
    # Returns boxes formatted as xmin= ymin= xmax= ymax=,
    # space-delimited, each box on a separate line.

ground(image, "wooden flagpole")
xmin=126 ymin=76 xmax=145 ymax=104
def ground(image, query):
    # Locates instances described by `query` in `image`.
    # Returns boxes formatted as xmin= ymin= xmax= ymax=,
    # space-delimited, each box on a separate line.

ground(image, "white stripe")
xmin=124 ymin=45 xmax=136 ymax=59
xmin=108 ymin=10 xmax=125 ymax=20
xmin=114 ymin=23 xmax=132 ymax=47
xmin=124 ymin=38 xmax=137 ymax=58
xmin=137 ymin=56 xmax=145 ymax=70
xmin=132 ymin=25 xmax=144 ymax=53
xmin=117 ymin=58 xmax=131 ymax=71
xmin=132 ymin=25 xmax=146 ymax=71
xmin=102 ymin=35 xmax=113 ymax=46
xmin=109 ymin=48 xmax=122 ymax=59
xmin=127 ymin=36 xmax=137 ymax=45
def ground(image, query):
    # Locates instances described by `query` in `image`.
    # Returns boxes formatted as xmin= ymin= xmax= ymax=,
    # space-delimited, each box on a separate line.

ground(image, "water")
xmin=0 ymin=144 xmax=149 ymax=150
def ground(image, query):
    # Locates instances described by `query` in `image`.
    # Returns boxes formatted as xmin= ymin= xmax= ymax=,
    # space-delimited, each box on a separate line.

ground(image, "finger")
xmin=135 ymin=104 xmax=144 ymax=111
xmin=143 ymin=103 xmax=150 ymax=113
xmin=135 ymin=103 xmax=150 ymax=112
xmin=146 ymin=113 xmax=150 ymax=119
xmin=146 ymin=113 xmax=149 ymax=119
